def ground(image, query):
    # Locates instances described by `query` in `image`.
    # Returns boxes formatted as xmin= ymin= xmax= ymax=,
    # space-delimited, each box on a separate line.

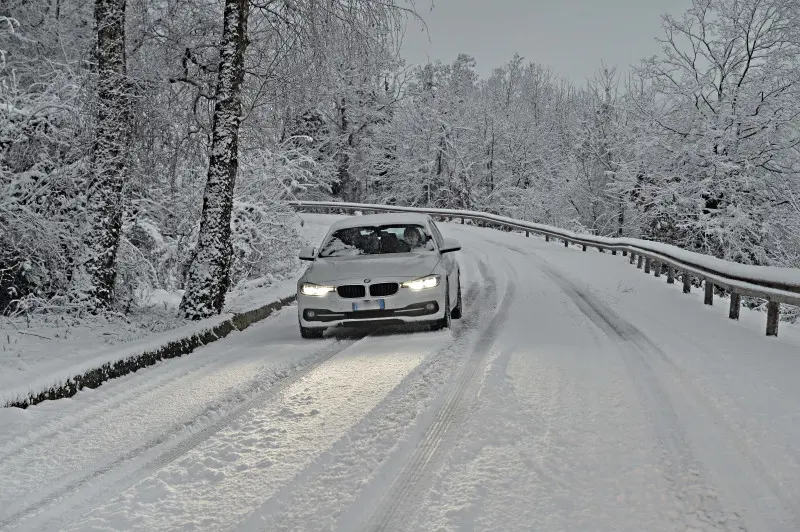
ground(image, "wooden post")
xmin=766 ymin=301 xmax=779 ymax=336
xmin=644 ymin=257 xmax=651 ymax=273
xmin=582 ymin=244 xmax=587 ymax=252
xmin=461 ymin=217 xmax=465 ymax=225
xmin=683 ymin=273 xmax=691 ymax=293
xmin=704 ymin=280 xmax=714 ymax=305
xmin=545 ymin=235 xmax=550 ymax=242
xmin=622 ymin=250 xmax=628 ymax=257
xmin=630 ymin=253 xmax=636 ymax=264
xmin=667 ymin=265 xmax=675 ymax=284
xmin=564 ymin=239 xmax=569 ymax=248
xmin=525 ymin=231 xmax=529 ymax=237
xmin=729 ymin=292 xmax=741 ymax=320
xmin=654 ymin=261 xmax=661 ymax=277
xmin=637 ymin=255 xmax=643 ymax=269
xmin=612 ymin=250 xmax=617 ymax=256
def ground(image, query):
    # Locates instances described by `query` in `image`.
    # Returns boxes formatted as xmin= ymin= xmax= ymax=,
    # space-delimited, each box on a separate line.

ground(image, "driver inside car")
xmin=403 ymin=226 xmax=424 ymax=250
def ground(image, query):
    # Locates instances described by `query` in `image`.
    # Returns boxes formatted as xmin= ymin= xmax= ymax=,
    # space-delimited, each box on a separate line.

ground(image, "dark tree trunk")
xmin=333 ymin=98 xmax=358 ymax=201
xmin=72 ymin=0 xmax=131 ymax=311
xmin=181 ymin=0 xmax=249 ymax=319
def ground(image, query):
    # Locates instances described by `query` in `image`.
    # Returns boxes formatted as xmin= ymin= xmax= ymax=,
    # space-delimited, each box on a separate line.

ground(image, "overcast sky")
xmin=400 ymin=0 xmax=694 ymax=85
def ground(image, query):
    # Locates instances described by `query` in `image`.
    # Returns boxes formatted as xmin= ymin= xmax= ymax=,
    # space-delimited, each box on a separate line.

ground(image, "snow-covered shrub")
xmin=228 ymin=145 xmax=326 ymax=288
xmin=0 ymin=99 xmax=89 ymax=313
xmin=230 ymin=201 xmax=300 ymax=288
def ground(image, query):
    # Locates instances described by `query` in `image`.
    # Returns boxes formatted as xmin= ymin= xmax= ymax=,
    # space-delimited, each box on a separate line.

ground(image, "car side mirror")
xmin=299 ymin=246 xmax=316 ymax=261
xmin=440 ymin=238 xmax=461 ymax=254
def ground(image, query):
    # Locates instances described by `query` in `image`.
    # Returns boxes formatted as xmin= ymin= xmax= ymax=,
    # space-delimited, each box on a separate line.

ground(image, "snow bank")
xmin=2 ymin=294 xmax=297 ymax=408
xmin=0 ymin=215 xmax=339 ymax=408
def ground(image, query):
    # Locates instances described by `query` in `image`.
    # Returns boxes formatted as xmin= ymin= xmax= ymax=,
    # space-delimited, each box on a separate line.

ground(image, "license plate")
xmin=352 ymin=299 xmax=385 ymax=311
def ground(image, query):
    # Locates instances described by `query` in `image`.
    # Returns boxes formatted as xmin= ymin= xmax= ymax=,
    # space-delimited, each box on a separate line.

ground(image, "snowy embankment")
xmin=0 ymin=214 xmax=333 ymax=408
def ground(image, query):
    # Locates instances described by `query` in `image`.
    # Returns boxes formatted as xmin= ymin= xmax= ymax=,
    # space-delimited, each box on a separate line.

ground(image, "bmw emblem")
xmin=364 ymin=279 xmax=371 ymax=284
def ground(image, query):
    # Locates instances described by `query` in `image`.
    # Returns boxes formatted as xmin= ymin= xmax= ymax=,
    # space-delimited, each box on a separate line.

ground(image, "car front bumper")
xmin=297 ymin=282 xmax=446 ymax=329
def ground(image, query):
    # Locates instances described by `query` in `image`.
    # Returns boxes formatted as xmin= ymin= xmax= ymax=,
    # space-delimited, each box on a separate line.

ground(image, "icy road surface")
xmin=2 ymin=217 xmax=800 ymax=531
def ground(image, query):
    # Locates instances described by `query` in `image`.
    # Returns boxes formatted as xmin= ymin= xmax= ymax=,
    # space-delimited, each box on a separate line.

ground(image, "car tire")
xmin=431 ymin=281 xmax=452 ymax=330
xmin=299 ymin=322 xmax=325 ymax=339
xmin=450 ymin=276 xmax=463 ymax=320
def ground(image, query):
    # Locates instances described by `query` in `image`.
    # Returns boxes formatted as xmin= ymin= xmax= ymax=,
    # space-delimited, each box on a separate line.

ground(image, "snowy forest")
xmin=2 ymin=0 xmax=800 ymax=321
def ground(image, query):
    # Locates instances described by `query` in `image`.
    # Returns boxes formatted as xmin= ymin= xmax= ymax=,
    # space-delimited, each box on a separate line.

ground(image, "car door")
xmin=428 ymin=219 xmax=457 ymax=301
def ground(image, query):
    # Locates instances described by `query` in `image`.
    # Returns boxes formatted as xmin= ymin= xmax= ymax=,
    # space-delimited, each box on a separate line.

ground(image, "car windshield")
xmin=318 ymin=224 xmax=434 ymax=257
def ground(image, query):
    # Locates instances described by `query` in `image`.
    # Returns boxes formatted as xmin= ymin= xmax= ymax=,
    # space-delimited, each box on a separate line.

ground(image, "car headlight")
xmin=301 ymin=283 xmax=335 ymax=297
xmin=401 ymin=275 xmax=440 ymax=291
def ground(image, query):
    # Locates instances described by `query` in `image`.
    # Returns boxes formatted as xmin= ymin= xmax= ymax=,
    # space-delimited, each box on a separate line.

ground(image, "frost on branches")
xmin=3 ymin=0 xmax=799 ymax=326
xmin=1 ymin=3 xmax=92 ymax=315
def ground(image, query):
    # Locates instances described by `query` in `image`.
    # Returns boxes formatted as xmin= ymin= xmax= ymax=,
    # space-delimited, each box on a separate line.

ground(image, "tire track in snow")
xmin=362 ymin=258 xmax=515 ymax=532
xmin=1 ymin=337 xmax=364 ymax=532
xmin=1 ymin=336 xmax=251 ymax=463
xmin=492 ymin=233 xmax=799 ymax=530
xmin=238 ymin=253 xmax=492 ymax=531
xmin=537 ymin=265 xmax=753 ymax=531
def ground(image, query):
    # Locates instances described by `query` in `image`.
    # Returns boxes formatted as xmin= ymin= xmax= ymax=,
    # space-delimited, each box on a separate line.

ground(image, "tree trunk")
xmin=71 ymin=0 xmax=131 ymax=311
xmin=181 ymin=0 xmax=249 ymax=319
xmin=333 ymin=97 xmax=354 ymax=201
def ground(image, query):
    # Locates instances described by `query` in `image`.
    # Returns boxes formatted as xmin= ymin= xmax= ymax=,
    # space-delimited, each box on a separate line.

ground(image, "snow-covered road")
xmin=2 ymin=218 xmax=800 ymax=531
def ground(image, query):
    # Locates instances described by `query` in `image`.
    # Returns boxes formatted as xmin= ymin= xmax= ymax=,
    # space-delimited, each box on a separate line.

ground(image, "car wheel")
xmin=299 ymin=322 xmax=325 ymax=339
xmin=431 ymin=281 xmax=452 ymax=330
xmin=450 ymin=276 xmax=463 ymax=320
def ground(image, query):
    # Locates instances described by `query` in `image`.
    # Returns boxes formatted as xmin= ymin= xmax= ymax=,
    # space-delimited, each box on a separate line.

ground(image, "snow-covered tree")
xmin=180 ymin=0 xmax=249 ymax=319
xmin=69 ymin=0 xmax=133 ymax=312
xmin=632 ymin=0 xmax=800 ymax=265
xmin=4 ymin=0 xmax=799 ymax=323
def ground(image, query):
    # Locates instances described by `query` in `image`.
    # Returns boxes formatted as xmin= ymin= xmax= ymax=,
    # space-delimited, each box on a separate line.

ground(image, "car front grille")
xmin=337 ymin=285 xmax=366 ymax=298
xmin=369 ymin=282 xmax=399 ymax=297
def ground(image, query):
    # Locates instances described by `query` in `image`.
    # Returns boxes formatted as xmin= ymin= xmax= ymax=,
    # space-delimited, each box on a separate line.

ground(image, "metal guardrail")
xmin=290 ymin=200 xmax=800 ymax=337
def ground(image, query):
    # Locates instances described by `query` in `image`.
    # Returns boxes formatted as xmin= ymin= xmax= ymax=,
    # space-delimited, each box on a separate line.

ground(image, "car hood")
xmin=305 ymin=253 xmax=441 ymax=283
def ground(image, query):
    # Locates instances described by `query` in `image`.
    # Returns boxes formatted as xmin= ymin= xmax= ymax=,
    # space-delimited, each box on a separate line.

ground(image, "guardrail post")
xmin=525 ymin=231 xmax=529 ymax=237
xmin=644 ymin=257 xmax=651 ymax=273
xmin=704 ymin=280 xmax=714 ymax=305
xmin=598 ymin=247 xmax=604 ymax=253
xmin=461 ymin=217 xmax=465 ymax=224
xmin=612 ymin=250 xmax=617 ymax=256
xmin=564 ymin=239 xmax=569 ymax=248
xmin=545 ymin=235 xmax=550 ymax=242
xmin=766 ymin=301 xmax=779 ymax=336
xmin=630 ymin=253 xmax=636 ymax=264
xmin=729 ymin=292 xmax=741 ymax=320
xmin=582 ymin=244 xmax=587 ymax=252
xmin=667 ymin=265 xmax=675 ymax=284
xmin=637 ymin=255 xmax=643 ymax=269
xmin=622 ymin=250 xmax=627 ymax=257
xmin=683 ymin=273 xmax=691 ymax=293
xmin=654 ymin=261 xmax=661 ymax=278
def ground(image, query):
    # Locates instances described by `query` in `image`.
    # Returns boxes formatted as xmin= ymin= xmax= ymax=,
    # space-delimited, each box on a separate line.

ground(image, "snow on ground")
xmin=0 ymin=307 xmax=345 ymax=529
xmin=0 ymin=214 xmax=334 ymax=405
xmin=2 ymin=215 xmax=800 ymax=531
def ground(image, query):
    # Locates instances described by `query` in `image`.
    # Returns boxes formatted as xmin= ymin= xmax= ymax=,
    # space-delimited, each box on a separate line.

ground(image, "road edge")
xmin=4 ymin=295 xmax=297 ymax=409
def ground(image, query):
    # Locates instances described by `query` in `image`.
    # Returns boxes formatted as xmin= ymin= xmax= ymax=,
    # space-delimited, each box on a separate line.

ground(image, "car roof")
xmin=329 ymin=213 xmax=433 ymax=230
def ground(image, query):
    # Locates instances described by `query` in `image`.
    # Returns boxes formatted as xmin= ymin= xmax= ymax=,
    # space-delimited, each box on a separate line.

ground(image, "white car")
xmin=296 ymin=213 xmax=462 ymax=338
